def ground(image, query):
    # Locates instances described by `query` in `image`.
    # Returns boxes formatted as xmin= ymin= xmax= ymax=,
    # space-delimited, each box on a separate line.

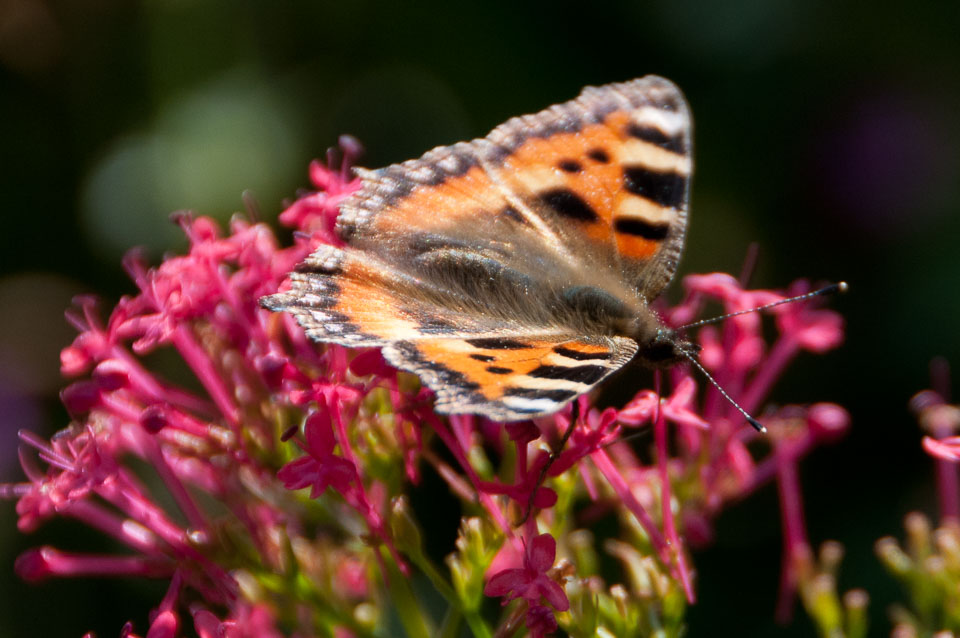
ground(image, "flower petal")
xmin=537 ymin=579 xmax=570 ymax=612
xmin=923 ymin=436 xmax=960 ymax=462
xmin=484 ymin=568 xmax=526 ymax=598
xmin=527 ymin=533 xmax=556 ymax=573
xmin=304 ymin=408 xmax=335 ymax=457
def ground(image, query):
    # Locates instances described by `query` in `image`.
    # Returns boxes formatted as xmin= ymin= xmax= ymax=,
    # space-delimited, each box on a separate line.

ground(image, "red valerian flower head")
xmin=1 ymin=142 xmax=391 ymax=637
xmin=2 ymin=131 xmax=850 ymax=637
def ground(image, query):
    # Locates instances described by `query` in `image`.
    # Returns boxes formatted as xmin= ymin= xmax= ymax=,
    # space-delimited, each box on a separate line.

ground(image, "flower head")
xmin=3 ymin=137 xmax=849 ymax=637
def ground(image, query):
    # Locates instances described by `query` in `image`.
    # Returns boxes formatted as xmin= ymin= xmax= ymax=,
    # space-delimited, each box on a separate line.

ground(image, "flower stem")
xmin=383 ymin=549 xmax=433 ymax=638
xmin=654 ymin=372 xmax=695 ymax=603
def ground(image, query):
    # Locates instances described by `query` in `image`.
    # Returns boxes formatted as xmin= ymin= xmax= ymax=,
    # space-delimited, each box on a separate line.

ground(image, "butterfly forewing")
xmin=484 ymin=76 xmax=692 ymax=299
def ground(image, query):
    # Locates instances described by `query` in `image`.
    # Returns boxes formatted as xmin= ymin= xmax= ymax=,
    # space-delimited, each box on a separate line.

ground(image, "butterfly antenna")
xmin=678 ymin=281 xmax=848 ymax=332
xmin=606 ymin=282 xmax=847 ymax=443
xmin=680 ymin=348 xmax=766 ymax=432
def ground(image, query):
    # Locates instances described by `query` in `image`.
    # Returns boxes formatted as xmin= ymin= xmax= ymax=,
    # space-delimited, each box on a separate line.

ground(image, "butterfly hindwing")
xmin=262 ymin=246 xmax=640 ymax=420
xmin=262 ymin=244 xmax=523 ymax=347
xmin=383 ymin=336 xmax=639 ymax=421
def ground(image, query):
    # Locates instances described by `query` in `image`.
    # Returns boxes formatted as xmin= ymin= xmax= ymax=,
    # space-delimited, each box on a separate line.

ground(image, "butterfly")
xmin=262 ymin=76 xmax=698 ymax=422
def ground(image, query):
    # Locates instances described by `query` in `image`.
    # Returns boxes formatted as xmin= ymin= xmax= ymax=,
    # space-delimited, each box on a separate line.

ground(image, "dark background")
xmin=1 ymin=1 xmax=958 ymax=636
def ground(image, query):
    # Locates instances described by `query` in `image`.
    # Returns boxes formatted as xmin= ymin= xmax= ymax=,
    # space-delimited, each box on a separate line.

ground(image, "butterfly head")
xmin=631 ymin=323 xmax=699 ymax=369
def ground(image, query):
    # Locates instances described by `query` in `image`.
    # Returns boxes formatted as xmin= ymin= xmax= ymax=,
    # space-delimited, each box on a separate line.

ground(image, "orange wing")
xmin=484 ymin=77 xmax=692 ymax=299
xmin=338 ymin=76 xmax=692 ymax=301
xmin=383 ymin=335 xmax=638 ymax=421
xmin=262 ymin=244 xmax=521 ymax=347
xmin=262 ymin=245 xmax=639 ymax=421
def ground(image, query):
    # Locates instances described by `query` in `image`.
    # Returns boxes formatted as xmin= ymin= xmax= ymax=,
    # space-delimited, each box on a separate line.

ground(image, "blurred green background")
xmin=1 ymin=1 xmax=958 ymax=636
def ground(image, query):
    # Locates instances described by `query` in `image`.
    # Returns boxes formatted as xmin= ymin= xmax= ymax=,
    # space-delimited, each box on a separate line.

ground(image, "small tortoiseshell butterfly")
xmin=262 ymin=76 xmax=699 ymax=421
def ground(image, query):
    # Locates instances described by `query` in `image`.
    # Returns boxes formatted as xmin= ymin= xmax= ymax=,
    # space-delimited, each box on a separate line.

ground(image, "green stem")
xmin=410 ymin=553 xmax=458 ymax=603
xmin=463 ymin=611 xmax=494 ymax=638
xmin=405 ymin=552 xmax=491 ymax=638
xmin=438 ymin=608 xmax=462 ymax=638
xmin=384 ymin=552 xmax=433 ymax=638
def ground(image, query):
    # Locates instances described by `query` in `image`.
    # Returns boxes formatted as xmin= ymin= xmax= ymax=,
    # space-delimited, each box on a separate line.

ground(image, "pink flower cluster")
xmin=2 ymin=139 xmax=849 ymax=637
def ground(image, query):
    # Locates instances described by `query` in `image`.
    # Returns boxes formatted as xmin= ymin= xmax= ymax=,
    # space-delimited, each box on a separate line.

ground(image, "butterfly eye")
xmin=638 ymin=339 xmax=684 ymax=365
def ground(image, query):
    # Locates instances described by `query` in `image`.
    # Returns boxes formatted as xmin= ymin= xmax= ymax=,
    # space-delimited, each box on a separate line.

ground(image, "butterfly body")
xmin=263 ymin=76 xmax=694 ymax=421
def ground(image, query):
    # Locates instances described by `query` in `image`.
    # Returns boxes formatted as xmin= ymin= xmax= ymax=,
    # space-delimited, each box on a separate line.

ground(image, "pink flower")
xmin=619 ymin=376 xmax=709 ymax=430
xmin=912 ymin=371 xmax=960 ymax=523
xmin=773 ymin=280 xmax=845 ymax=353
xmin=278 ymin=135 xmax=363 ymax=245
xmin=485 ymin=533 xmax=569 ymax=613
xmin=277 ymin=406 xmax=357 ymax=499
xmin=2 ymin=142 xmax=387 ymax=637
xmin=192 ymin=603 xmax=284 ymax=638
